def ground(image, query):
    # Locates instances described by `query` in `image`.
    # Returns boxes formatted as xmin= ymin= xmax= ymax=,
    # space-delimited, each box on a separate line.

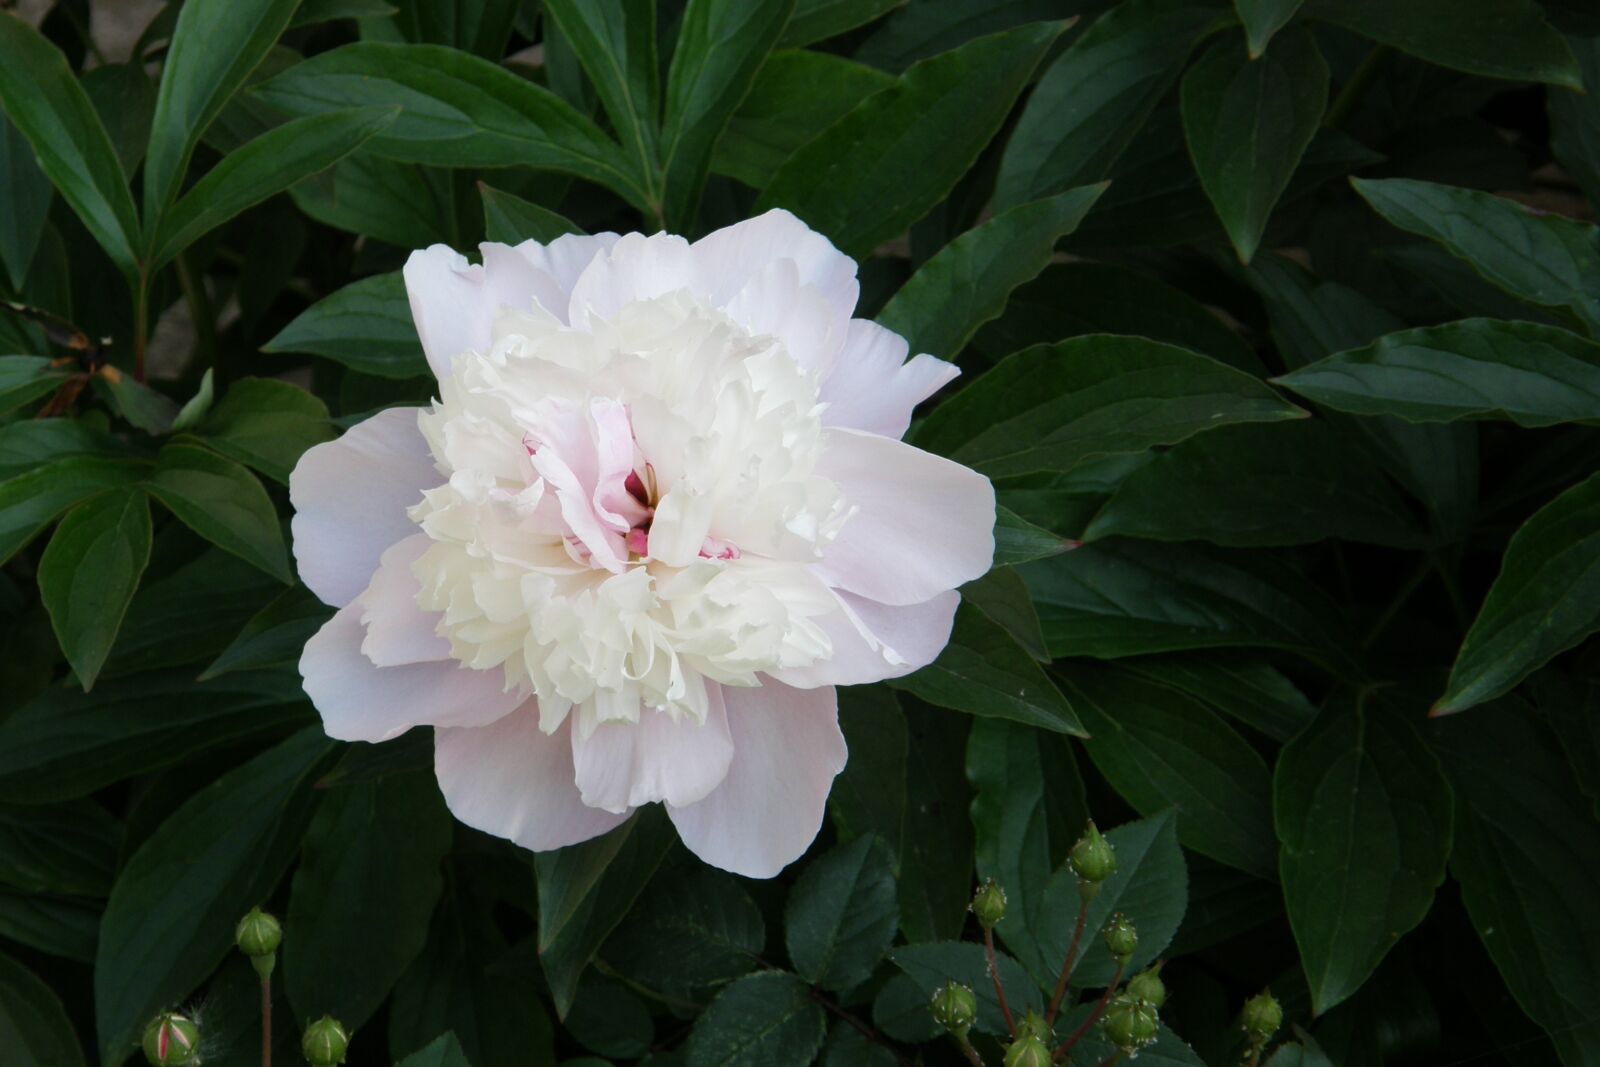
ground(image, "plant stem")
xmin=1045 ymin=898 xmax=1089 ymax=1026
xmin=1361 ymin=557 xmax=1431 ymax=647
xmin=1057 ymin=961 xmax=1125 ymax=1058
xmin=132 ymin=270 xmax=149 ymax=383
xmin=174 ymin=251 xmax=219 ymax=382
xmin=1324 ymin=44 xmax=1391 ymax=130
xmin=810 ymin=988 xmax=908 ymax=1065
xmin=984 ymin=927 xmax=1017 ymax=1036
xmin=261 ymin=977 xmax=272 ymax=1067
xmin=958 ymin=1036 xmax=986 ymax=1067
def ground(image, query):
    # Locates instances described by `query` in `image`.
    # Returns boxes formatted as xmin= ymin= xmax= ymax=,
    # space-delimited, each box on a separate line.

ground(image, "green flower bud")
xmin=929 ymin=981 xmax=977 ymax=1040
xmin=1070 ymin=822 xmax=1116 ymax=899
xmin=142 ymin=1011 xmax=201 ymax=1066
xmin=1014 ymin=1009 xmax=1052 ymax=1044
xmin=1242 ymin=990 xmax=1282 ymax=1041
xmin=302 ymin=1016 xmax=349 ymax=1066
xmin=971 ymin=878 xmax=1007 ymax=931
xmin=1126 ymin=964 xmax=1166 ymax=1008
xmin=1101 ymin=994 xmax=1160 ymax=1053
xmin=1002 ymin=1035 xmax=1051 ymax=1067
xmin=236 ymin=907 xmax=282 ymax=978
xmin=1102 ymin=912 xmax=1138 ymax=963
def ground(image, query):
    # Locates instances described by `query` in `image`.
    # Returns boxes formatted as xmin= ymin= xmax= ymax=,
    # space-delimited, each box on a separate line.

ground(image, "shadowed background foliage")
xmin=1 ymin=0 xmax=1599 ymax=1064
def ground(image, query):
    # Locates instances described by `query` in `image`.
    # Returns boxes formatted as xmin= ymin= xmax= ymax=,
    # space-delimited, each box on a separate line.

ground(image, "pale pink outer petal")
xmin=359 ymin=534 xmax=450 ymax=666
xmin=435 ymin=708 xmax=633 ymax=851
xmin=769 ymin=589 xmax=959 ymax=688
xmin=722 ymin=258 xmax=842 ymax=379
xmin=289 ymin=407 xmax=439 ymax=609
xmin=690 ymin=208 xmax=859 ymax=324
xmin=479 ymin=234 xmax=621 ymax=326
xmin=300 ymin=603 xmax=523 ymax=742
xmin=814 ymin=428 xmax=995 ymax=606
xmin=570 ymin=688 xmax=735 ymax=813
xmin=819 ymin=320 xmax=960 ymax=439
xmin=567 ymin=232 xmax=697 ymax=327
xmin=666 ymin=680 xmax=846 ymax=878
xmin=403 ymin=245 xmax=494 ymax=381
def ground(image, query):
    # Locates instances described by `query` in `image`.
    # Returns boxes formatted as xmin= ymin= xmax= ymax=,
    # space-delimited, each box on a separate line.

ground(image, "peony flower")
xmin=290 ymin=210 xmax=995 ymax=877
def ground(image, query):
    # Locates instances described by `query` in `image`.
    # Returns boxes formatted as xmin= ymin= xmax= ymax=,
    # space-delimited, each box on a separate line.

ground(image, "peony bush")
xmin=0 ymin=1 xmax=1598 ymax=1065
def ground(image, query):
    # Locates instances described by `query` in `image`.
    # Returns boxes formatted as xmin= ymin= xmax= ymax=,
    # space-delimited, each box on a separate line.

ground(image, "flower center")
xmin=405 ymin=291 xmax=849 ymax=737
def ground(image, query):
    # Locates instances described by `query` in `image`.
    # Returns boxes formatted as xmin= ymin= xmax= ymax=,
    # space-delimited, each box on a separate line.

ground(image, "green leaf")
xmin=142 ymin=0 xmax=303 ymax=221
xmin=973 ymin=262 xmax=1263 ymax=376
xmin=393 ymin=0 xmax=521 ymax=57
xmin=993 ymin=1 xmax=1226 ymax=213
xmin=542 ymin=0 xmax=659 ymax=196
xmin=0 ymin=15 xmax=141 ymax=278
xmin=0 ymin=949 xmax=86 ymax=1067
xmin=1276 ymin=319 xmax=1600 ymax=428
xmin=1039 ymin=811 xmax=1189 ymax=987
xmin=0 ymin=668 xmax=310 ymax=804
xmin=898 ymin=705 xmax=973 ymax=943
xmin=263 ymin=271 xmax=428 ymax=378
xmin=394 ymin=1033 xmax=471 ymax=1067
xmin=294 ymin=0 xmax=399 ymax=26
xmin=912 ymin=335 xmax=1306 ymax=480
xmin=711 ymin=50 xmax=891 ymax=190
xmin=285 ymin=771 xmax=453 ymax=1030
xmin=1264 ymin=1038 xmax=1337 ymax=1067
xmin=759 ymin=21 xmax=1063 ymax=259
xmin=1436 ymin=471 xmax=1600 ymax=714
xmin=39 ymin=488 xmax=152 ymax=690
xmin=0 ymin=116 xmax=52 ymax=289
xmin=81 ymin=63 xmax=158 ymax=180
xmin=785 ymin=834 xmax=899 ymax=993
xmin=540 ymin=808 xmax=675 ymax=1016
xmin=0 ymin=356 xmax=73 ymax=415
xmin=889 ymin=941 xmax=1040 ymax=1036
xmin=1058 ymin=662 xmax=1277 ymax=879
xmin=992 ymin=506 xmax=1073 ymax=567
xmin=878 ymin=183 xmax=1107 ymax=360
xmin=829 ymin=685 xmax=907 ymax=855
xmin=890 ymin=600 xmax=1086 ymax=735
xmin=1180 ymin=27 xmax=1328 ymax=264
xmin=1083 ymin=421 xmax=1431 ymax=549
xmin=686 ymin=971 xmax=827 ymax=1067
xmin=602 ymin=866 xmax=764 ymax=997
xmin=194 ymin=377 xmax=335 ymax=483
xmin=1303 ymin=0 xmax=1580 ymax=88
xmin=201 ymin=583 xmax=331 ymax=679
xmin=95 ymin=727 xmax=335 ymax=1063
xmin=965 ymin=718 xmax=1054 ymax=980
xmin=149 ymin=106 xmax=399 ymax=268
xmin=779 ymin=0 xmax=901 ymax=48
xmin=536 ymin=820 xmax=641 ymax=953
xmin=0 ymin=417 xmax=125 ymax=482
xmin=661 ymin=0 xmax=795 ymax=227
xmin=1350 ymin=177 xmax=1600 ymax=336
xmin=1233 ymin=0 xmax=1305 ymax=57
xmin=1115 ymin=654 xmax=1316 ymax=743
xmin=254 ymin=42 xmax=651 ymax=211
xmin=1550 ymin=34 xmax=1600 ymax=209
xmin=1275 ymin=695 xmax=1452 ymax=1014
xmin=171 ymin=368 xmax=215 ymax=434
xmin=961 ymin=565 xmax=1049 ymax=662
xmin=0 ymin=456 xmax=149 ymax=565
xmin=479 ymin=182 xmax=582 ymax=245
xmin=1022 ymin=539 xmax=1359 ymax=672
xmin=147 ymin=442 xmax=291 ymax=582
xmin=291 ymin=155 xmax=453 ymax=249
xmin=0 ymin=889 xmax=98 ymax=962
xmin=1432 ymin=702 xmax=1600 ymax=1064
xmin=0 ymin=799 xmax=120 ymax=897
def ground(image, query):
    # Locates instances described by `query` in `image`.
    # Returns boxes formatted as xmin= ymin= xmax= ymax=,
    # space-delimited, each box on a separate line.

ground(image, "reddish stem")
xmin=1056 ymin=961 xmax=1126 ymax=1059
xmin=984 ymin=927 xmax=1016 ymax=1036
xmin=1046 ymin=898 xmax=1090 ymax=1026
xmin=261 ymin=977 xmax=272 ymax=1067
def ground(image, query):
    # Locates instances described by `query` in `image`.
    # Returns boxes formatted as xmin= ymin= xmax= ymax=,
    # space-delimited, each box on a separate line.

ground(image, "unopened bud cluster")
xmin=142 ymin=1012 xmax=200 ymax=1066
xmin=1102 ymin=994 xmax=1160 ymax=1054
xmin=1069 ymin=822 xmax=1117 ymax=901
xmin=1242 ymin=989 xmax=1282 ymax=1050
xmin=1003 ymin=1035 xmax=1050 ymax=1067
xmin=1102 ymin=912 xmax=1138 ymax=964
xmin=972 ymin=878 xmax=1008 ymax=931
xmin=931 ymin=981 xmax=977 ymax=1040
xmin=236 ymin=906 xmax=282 ymax=980
xmin=303 ymin=1015 xmax=350 ymax=1066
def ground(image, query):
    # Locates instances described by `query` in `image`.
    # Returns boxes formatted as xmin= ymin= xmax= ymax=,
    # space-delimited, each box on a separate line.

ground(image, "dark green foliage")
xmin=0 ymin=1 xmax=1595 ymax=1065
